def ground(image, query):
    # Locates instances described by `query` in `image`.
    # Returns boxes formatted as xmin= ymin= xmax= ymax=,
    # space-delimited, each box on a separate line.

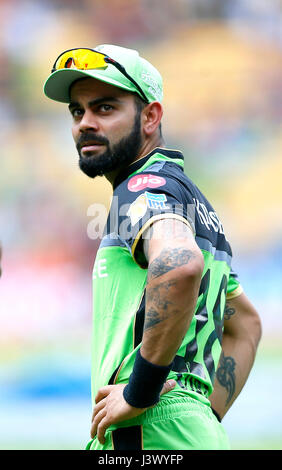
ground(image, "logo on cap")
xmin=141 ymin=71 xmax=162 ymax=101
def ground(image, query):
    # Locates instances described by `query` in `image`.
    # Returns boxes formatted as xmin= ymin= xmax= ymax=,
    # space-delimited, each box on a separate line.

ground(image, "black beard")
xmin=77 ymin=112 xmax=142 ymax=179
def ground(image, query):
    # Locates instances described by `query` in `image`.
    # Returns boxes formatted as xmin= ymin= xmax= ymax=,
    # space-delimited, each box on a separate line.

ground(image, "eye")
xmin=70 ymin=107 xmax=83 ymax=118
xmin=99 ymin=104 xmax=114 ymax=113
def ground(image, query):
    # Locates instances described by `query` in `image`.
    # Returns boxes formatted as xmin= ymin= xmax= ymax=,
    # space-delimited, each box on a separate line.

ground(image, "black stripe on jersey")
xmin=108 ymin=291 xmax=145 ymax=385
xmin=133 ymin=291 xmax=145 ymax=348
xmin=112 ymin=425 xmax=143 ymax=450
xmin=108 ymin=365 xmax=120 ymax=385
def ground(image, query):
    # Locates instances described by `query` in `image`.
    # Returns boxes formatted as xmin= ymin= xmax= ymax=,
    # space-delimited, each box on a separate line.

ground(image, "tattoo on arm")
xmin=224 ymin=302 xmax=236 ymax=320
xmin=144 ymin=280 xmax=177 ymax=331
xmin=144 ymin=246 xmax=197 ymax=331
xmin=216 ymin=351 xmax=236 ymax=405
xmin=148 ymin=247 xmax=196 ymax=282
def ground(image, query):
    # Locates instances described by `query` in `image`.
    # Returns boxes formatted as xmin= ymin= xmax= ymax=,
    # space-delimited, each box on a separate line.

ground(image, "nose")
xmin=78 ymin=109 xmax=100 ymax=133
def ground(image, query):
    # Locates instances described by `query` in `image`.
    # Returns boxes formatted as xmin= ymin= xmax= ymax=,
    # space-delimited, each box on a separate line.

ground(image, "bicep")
xmin=143 ymin=218 xmax=204 ymax=279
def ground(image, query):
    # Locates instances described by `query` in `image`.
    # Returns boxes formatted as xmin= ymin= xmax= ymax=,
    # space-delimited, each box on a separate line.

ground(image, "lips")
xmin=81 ymin=142 xmax=103 ymax=148
xmin=77 ymin=133 xmax=109 ymax=156
xmin=80 ymin=141 xmax=105 ymax=153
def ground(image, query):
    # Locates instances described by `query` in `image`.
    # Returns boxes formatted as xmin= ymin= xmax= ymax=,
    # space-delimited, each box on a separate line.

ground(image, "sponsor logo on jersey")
xmin=127 ymin=192 xmax=169 ymax=226
xmin=144 ymin=192 xmax=168 ymax=210
xmin=128 ymin=174 xmax=166 ymax=192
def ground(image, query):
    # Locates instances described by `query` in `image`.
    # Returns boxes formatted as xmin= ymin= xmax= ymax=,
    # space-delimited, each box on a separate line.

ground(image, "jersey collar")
xmin=113 ymin=147 xmax=184 ymax=189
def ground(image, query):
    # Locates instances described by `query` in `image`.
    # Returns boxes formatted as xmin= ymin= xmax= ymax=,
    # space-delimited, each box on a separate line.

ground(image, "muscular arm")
xmin=209 ymin=292 xmax=262 ymax=420
xmin=91 ymin=218 xmax=204 ymax=443
xmin=141 ymin=218 xmax=204 ymax=366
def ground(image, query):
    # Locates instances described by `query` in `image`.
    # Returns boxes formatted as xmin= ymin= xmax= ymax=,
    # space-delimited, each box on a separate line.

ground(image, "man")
xmin=44 ymin=45 xmax=262 ymax=450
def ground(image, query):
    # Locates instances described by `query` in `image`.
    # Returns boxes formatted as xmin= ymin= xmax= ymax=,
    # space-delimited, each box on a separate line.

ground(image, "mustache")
xmin=76 ymin=132 xmax=109 ymax=151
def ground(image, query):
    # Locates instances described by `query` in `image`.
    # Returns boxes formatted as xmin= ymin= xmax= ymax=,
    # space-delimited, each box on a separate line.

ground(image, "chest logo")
xmin=128 ymin=174 xmax=166 ymax=192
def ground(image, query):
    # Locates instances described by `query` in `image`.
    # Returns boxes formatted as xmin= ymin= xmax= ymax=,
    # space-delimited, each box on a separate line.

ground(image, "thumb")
xmin=160 ymin=379 xmax=177 ymax=396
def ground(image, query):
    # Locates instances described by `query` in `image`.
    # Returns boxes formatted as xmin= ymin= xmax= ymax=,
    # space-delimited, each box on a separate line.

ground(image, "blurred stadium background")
xmin=0 ymin=0 xmax=281 ymax=450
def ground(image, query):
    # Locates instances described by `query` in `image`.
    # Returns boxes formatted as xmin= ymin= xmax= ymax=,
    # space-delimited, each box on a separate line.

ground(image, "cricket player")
xmin=44 ymin=45 xmax=262 ymax=450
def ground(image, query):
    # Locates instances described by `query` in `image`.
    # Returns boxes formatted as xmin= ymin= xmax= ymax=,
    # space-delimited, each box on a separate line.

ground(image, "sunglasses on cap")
xmin=51 ymin=48 xmax=149 ymax=104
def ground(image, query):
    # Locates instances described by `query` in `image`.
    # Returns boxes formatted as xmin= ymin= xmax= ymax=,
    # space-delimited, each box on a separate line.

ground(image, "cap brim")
xmin=44 ymin=68 xmax=134 ymax=103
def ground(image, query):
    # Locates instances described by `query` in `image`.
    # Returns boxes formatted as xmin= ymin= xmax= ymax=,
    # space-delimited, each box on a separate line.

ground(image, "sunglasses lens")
xmin=54 ymin=49 xmax=107 ymax=71
xmin=52 ymin=48 xmax=149 ymax=103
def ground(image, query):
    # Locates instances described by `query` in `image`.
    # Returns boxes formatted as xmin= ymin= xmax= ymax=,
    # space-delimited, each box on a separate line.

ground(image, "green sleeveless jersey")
xmin=91 ymin=148 xmax=242 ymax=407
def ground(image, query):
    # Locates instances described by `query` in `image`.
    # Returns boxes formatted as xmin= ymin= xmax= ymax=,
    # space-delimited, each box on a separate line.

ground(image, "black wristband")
xmin=123 ymin=349 xmax=173 ymax=408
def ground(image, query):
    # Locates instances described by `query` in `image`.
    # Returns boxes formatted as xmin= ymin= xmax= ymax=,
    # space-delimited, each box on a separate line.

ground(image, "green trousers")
xmin=86 ymin=396 xmax=230 ymax=450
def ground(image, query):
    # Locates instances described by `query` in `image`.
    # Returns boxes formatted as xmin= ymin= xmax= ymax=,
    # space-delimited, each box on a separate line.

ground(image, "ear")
xmin=142 ymin=101 xmax=163 ymax=137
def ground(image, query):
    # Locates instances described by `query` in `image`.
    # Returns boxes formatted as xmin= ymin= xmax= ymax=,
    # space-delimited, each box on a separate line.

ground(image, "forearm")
xmin=209 ymin=296 xmax=262 ymax=419
xmin=141 ymin=245 xmax=203 ymax=366
xmin=123 ymin=219 xmax=203 ymax=409
xmin=210 ymin=332 xmax=257 ymax=419
xmin=141 ymin=268 xmax=199 ymax=365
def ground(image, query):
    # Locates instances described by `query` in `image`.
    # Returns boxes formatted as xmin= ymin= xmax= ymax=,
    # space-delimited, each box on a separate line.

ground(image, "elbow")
xmin=187 ymin=255 xmax=204 ymax=281
xmin=190 ymin=248 xmax=204 ymax=278
xmin=244 ymin=306 xmax=263 ymax=353
xmin=252 ymin=308 xmax=263 ymax=347
xmin=179 ymin=250 xmax=204 ymax=286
